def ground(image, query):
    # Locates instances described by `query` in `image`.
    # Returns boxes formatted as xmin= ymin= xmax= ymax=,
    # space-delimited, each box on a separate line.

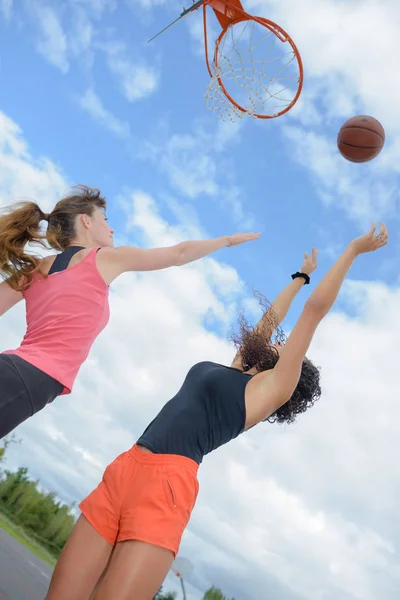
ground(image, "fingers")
xmin=244 ymin=232 xmax=261 ymax=239
xmin=242 ymin=233 xmax=261 ymax=243
xmin=375 ymin=222 xmax=388 ymax=247
xmin=227 ymin=232 xmax=261 ymax=246
xmin=379 ymin=222 xmax=388 ymax=241
xmin=305 ymin=248 xmax=318 ymax=263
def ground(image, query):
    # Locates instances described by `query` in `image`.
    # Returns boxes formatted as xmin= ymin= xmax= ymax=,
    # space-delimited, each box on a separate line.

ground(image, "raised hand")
xmin=226 ymin=232 xmax=262 ymax=247
xmin=300 ymin=247 xmax=318 ymax=276
xmin=348 ymin=222 xmax=388 ymax=255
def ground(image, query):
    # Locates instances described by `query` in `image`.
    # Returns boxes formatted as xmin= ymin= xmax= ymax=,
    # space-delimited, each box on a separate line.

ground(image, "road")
xmin=0 ymin=528 xmax=52 ymax=600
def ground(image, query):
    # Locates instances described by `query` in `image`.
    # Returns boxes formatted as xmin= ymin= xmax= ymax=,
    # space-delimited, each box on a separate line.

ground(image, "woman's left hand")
xmin=300 ymin=247 xmax=318 ymax=276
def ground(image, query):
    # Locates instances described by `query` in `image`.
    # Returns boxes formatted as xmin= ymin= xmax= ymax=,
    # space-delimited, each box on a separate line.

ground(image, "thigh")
xmin=93 ymin=540 xmax=174 ymax=600
xmin=11 ymin=354 xmax=63 ymax=411
xmin=45 ymin=515 xmax=114 ymax=600
xmin=0 ymin=355 xmax=33 ymax=439
xmin=89 ymin=556 xmax=114 ymax=600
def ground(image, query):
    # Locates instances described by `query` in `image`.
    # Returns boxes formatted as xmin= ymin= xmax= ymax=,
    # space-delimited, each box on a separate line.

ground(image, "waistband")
xmin=130 ymin=444 xmax=199 ymax=476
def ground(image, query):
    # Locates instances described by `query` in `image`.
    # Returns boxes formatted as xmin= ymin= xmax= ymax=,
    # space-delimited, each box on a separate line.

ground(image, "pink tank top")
xmin=4 ymin=247 xmax=110 ymax=395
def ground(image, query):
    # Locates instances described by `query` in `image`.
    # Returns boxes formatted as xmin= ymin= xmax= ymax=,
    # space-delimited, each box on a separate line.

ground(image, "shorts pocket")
xmin=162 ymin=468 xmax=198 ymax=525
xmin=162 ymin=476 xmax=177 ymax=509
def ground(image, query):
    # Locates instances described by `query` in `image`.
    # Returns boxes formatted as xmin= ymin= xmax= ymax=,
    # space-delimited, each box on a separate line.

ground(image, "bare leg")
xmin=93 ymin=540 xmax=174 ymax=600
xmin=45 ymin=515 xmax=114 ymax=600
xmin=89 ymin=566 xmax=111 ymax=600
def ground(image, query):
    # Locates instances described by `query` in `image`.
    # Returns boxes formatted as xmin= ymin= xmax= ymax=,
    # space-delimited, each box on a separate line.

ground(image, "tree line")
xmin=0 ymin=436 xmax=75 ymax=556
xmin=155 ymin=585 xmax=235 ymax=600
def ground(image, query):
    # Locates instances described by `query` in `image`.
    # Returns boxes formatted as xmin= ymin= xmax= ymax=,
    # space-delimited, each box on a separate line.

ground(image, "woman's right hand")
xmin=226 ymin=232 xmax=262 ymax=246
xmin=348 ymin=222 xmax=388 ymax=256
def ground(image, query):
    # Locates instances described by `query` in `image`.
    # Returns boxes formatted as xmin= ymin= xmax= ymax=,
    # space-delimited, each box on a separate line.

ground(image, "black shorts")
xmin=0 ymin=354 xmax=63 ymax=439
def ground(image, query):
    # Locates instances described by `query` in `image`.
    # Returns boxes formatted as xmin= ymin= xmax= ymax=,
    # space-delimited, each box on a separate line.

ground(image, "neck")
xmin=245 ymin=367 xmax=259 ymax=375
xmin=68 ymin=238 xmax=91 ymax=248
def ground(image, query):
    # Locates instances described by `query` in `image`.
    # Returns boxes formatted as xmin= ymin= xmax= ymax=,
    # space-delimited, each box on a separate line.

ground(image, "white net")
xmin=205 ymin=18 xmax=302 ymax=122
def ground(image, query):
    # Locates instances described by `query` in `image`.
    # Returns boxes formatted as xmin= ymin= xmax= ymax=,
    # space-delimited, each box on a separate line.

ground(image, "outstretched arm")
xmin=0 ymin=280 xmax=23 ymax=317
xmin=97 ymin=231 xmax=261 ymax=284
xmin=256 ymin=248 xmax=318 ymax=337
xmin=255 ymin=223 xmax=388 ymax=418
xmin=231 ymin=248 xmax=318 ymax=368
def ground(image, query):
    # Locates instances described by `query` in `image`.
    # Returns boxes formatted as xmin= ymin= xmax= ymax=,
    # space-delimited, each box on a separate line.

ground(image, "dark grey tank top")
xmin=137 ymin=361 xmax=253 ymax=464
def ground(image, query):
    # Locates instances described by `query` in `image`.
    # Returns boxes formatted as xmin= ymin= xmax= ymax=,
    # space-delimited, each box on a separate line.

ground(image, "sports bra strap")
xmin=48 ymin=246 xmax=86 ymax=275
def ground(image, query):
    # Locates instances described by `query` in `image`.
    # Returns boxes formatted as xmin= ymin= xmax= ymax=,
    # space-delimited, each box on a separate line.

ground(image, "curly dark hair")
xmin=229 ymin=291 xmax=322 ymax=425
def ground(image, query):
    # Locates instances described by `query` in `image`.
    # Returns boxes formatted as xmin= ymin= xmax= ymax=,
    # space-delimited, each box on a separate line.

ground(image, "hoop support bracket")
xmin=207 ymin=0 xmax=245 ymax=29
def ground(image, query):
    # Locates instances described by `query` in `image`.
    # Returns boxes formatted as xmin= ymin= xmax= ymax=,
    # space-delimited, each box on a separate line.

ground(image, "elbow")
xmin=303 ymin=298 xmax=326 ymax=320
xmin=175 ymin=243 xmax=186 ymax=267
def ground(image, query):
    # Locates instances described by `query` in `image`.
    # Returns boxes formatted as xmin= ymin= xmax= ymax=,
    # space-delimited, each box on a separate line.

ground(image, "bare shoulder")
xmin=94 ymin=247 xmax=117 ymax=284
xmin=95 ymin=246 xmax=116 ymax=264
xmin=244 ymin=369 xmax=284 ymax=428
xmin=95 ymin=247 xmax=131 ymax=285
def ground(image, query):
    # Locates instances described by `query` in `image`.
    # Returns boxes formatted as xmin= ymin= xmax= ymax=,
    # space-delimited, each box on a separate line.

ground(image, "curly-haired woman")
xmin=0 ymin=185 xmax=260 ymax=438
xmin=45 ymin=223 xmax=388 ymax=600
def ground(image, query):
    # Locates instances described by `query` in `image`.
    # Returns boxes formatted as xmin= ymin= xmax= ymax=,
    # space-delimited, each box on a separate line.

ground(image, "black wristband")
xmin=291 ymin=271 xmax=310 ymax=285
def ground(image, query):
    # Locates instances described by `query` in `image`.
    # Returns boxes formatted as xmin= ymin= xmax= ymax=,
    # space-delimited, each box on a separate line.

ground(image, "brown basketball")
xmin=337 ymin=115 xmax=385 ymax=163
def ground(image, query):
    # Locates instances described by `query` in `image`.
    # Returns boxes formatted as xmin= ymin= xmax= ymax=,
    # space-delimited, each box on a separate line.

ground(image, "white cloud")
xmin=153 ymin=131 xmax=220 ymax=198
xmin=141 ymin=119 xmax=255 ymax=229
xmin=0 ymin=0 xmax=12 ymax=21
xmin=101 ymin=40 xmax=159 ymax=102
xmin=127 ymin=0 xmax=168 ymax=9
xmin=117 ymin=63 xmax=158 ymax=101
xmin=78 ymin=88 xmax=132 ymax=139
xmin=69 ymin=0 xmax=117 ymax=20
xmin=191 ymin=463 xmax=396 ymax=600
xmin=26 ymin=2 xmax=69 ymax=73
xmin=282 ymin=125 xmax=398 ymax=226
xmin=21 ymin=0 xmax=159 ymax=101
xmin=246 ymin=0 xmax=400 ymax=131
xmin=0 ymin=110 xmax=68 ymax=211
xmin=68 ymin=7 xmax=94 ymax=69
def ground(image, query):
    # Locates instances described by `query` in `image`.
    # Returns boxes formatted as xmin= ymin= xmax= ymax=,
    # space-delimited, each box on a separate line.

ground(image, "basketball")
xmin=337 ymin=115 xmax=385 ymax=163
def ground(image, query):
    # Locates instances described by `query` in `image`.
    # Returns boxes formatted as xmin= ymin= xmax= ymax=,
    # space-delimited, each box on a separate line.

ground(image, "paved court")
xmin=0 ymin=528 xmax=52 ymax=600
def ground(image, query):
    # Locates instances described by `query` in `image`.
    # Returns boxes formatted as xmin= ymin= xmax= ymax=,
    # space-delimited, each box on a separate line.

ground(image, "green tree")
xmin=0 ymin=466 xmax=75 ymax=556
xmin=153 ymin=587 xmax=177 ymax=599
xmin=203 ymin=586 xmax=235 ymax=600
xmin=0 ymin=435 xmax=21 ymax=473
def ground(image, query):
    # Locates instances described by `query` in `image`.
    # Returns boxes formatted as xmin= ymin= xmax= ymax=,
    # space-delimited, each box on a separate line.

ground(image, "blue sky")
xmin=1 ymin=1 xmax=400 ymax=599
xmin=0 ymin=0 xmax=397 ymax=306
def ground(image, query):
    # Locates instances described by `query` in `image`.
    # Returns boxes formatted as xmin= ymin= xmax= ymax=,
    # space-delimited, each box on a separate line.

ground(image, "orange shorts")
xmin=79 ymin=444 xmax=199 ymax=557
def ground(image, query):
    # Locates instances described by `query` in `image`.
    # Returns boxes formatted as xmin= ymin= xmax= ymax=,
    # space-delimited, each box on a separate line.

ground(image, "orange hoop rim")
xmin=203 ymin=1 xmax=304 ymax=119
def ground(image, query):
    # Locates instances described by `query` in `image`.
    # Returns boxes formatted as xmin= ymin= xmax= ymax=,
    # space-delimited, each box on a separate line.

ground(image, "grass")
xmin=0 ymin=511 xmax=56 ymax=568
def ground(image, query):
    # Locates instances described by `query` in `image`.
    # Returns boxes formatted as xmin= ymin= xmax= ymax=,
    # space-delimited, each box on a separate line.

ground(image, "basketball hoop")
xmin=203 ymin=0 xmax=304 ymax=121
xmin=148 ymin=0 xmax=303 ymax=122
